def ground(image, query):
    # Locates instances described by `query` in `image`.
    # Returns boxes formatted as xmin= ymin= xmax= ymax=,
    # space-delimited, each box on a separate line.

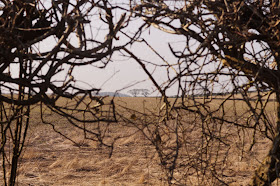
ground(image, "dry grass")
xmin=16 ymin=131 xmax=162 ymax=185
xmin=11 ymin=114 xmax=164 ymax=185
xmin=0 ymin=97 xmax=276 ymax=185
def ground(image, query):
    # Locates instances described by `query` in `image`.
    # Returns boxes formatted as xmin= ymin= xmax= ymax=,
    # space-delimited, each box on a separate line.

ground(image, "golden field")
xmin=0 ymin=96 xmax=278 ymax=185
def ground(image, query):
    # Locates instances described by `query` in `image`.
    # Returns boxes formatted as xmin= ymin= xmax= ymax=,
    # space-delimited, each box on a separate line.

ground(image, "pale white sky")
xmin=6 ymin=1 xmax=215 ymax=97
xmin=70 ymin=27 xmax=184 ymax=96
xmin=29 ymin=1 xmax=184 ymax=96
xmin=63 ymin=3 xmax=186 ymax=97
xmin=5 ymin=1 xmax=256 ymax=97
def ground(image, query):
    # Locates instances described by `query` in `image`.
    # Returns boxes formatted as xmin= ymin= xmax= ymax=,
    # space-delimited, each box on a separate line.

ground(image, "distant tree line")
xmin=128 ymin=89 xmax=150 ymax=97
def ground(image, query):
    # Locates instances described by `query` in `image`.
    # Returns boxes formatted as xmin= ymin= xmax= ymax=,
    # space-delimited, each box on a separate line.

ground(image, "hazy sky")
xmin=13 ymin=1 xmax=188 ymax=97
xmin=6 ymin=1 xmax=247 ymax=96
xmin=67 ymin=12 xmax=185 ymax=96
xmin=53 ymin=1 xmax=263 ymax=97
